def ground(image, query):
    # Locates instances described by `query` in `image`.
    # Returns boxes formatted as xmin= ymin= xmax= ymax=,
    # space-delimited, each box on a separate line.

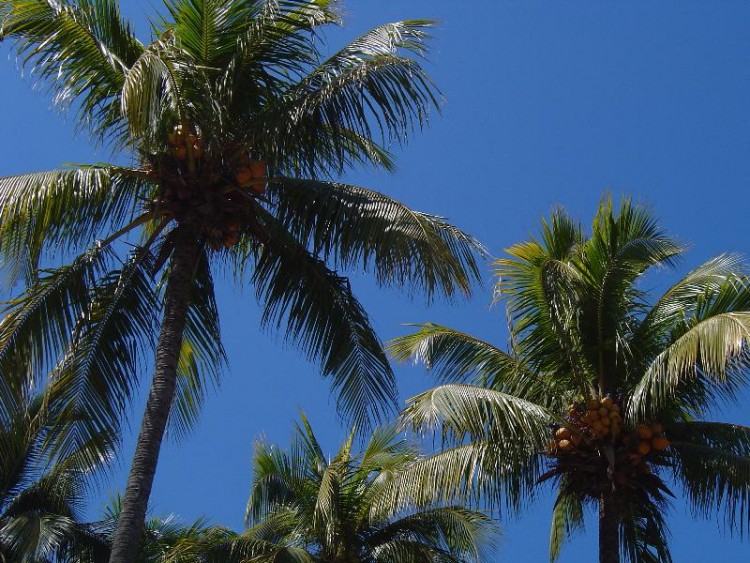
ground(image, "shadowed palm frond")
xmin=271 ymin=179 xmax=484 ymax=300
xmin=549 ymin=480 xmax=585 ymax=562
xmin=668 ymin=421 xmax=750 ymax=536
xmin=168 ymin=251 xmax=226 ymax=442
xmin=249 ymin=211 xmax=397 ymax=429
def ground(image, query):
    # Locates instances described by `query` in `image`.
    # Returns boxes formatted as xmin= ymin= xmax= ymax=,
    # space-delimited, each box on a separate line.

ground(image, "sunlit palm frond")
xmin=366 ymin=506 xmax=495 ymax=563
xmin=271 ymin=178 xmax=484 ymax=300
xmin=0 ymin=166 xmax=145 ymax=285
xmin=255 ymin=20 xmax=440 ymax=176
xmin=635 ymin=254 xmax=747 ymax=349
xmin=0 ymin=0 xmax=142 ymax=140
xmin=630 ymin=311 xmax=750 ymax=421
xmin=388 ymin=323 xmax=539 ymax=395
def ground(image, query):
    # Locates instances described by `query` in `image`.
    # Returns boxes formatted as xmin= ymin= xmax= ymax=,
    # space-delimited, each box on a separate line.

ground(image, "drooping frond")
xmin=669 ymin=421 xmax=750 ymax=536
xmin=168 ymin=251 xmax=226 ymax=442
xmin=0 ymin=245 xmax=114 ymax=409
xmin=0 ymin=0 xmax=142 ymax=140
xmin=619 ymin=497 xmax=673 ymax=563
xmin=548 ymin=481 xmax=585 ymax=562
xmin=0 ymin=166 xmax=145 ymax=285
xmin=630 ymin=310 xmax=750 ymax=421
xmin=47 ymin=247 xmax=157 ymax=459
xmin=388 ymin=323 xmax=547 ymax=402
xmin=271 ymin=178 xmax=484 ymax=301
xmin=249 ymin=210 xmax=397 ymax=428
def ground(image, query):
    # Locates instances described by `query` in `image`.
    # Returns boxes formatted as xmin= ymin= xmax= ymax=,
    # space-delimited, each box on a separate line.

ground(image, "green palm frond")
xmin=168 ymin=251 xmax=226 ymax=442
xmin=254 ymin=20 xmax=440 ymax=176
xmin=0 ymin=0 xmax=142 ymax=140
xmin=0 ymin=245 xmax=114 ymax=405
xmin=402 ymin=384 xmax=552 ymax=449
xmin=619 ymin=498 xmax=673 ymax=563
xmin=549 ymin=481 xmax=585 ymax=562
xmin=669 ymin=421 xmax=750 ymax=536
xmin=245 ymin=416 xmax=494 ymax=562
xmin=388 ymin=323 xmax=540 ymax=395
xmin=0 ymin=166 xmax=145 ymax=284
xmin=271 ymin=179 xmax=484 ymax=300
xmin=45 ymin=246 xmax=157 ymax=461
xmin=635 ymin=254 xmax=746 ymax=347
xmin=250 ymin=211 xmax=397 ymax=428
xmin=630 ymin=310 xmax=750 ymax=421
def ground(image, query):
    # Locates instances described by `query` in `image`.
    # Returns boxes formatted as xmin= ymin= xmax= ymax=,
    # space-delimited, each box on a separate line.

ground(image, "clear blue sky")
xmin=2 ymin=1 xmax=750 ymax=561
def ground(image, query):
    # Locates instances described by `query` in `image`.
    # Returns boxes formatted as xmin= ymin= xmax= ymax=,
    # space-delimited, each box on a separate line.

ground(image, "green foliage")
xmin=392 ymin=196 xmax=750 ymax=561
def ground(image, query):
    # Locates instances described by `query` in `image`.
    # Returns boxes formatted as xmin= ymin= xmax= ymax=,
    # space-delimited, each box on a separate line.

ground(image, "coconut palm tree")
xmin=217 ymin=414 xmax=495 ymax=563
xmin=0 ymin=2 xmax=483 ymax=562
xmin=388 ymin=197 xmax=750 ymax=563
xmin=0 ymin=377 xmax=111 ymax=562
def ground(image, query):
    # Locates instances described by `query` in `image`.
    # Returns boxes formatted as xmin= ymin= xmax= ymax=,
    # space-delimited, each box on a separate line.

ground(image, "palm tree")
xmin=389 ymin=197 xmax=750 ymax=563
xmin=219 ymin=414 xmax=495 ymax=563
xmin=0 ymin=2 xmax=483 ymax=562
xmin=0 ymin=379 xmax=111 ymax=562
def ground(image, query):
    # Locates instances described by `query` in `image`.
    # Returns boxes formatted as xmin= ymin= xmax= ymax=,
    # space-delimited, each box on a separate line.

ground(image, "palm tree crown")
xmin=0 ymin=1 xmax=483 ymax=561
xmin=234 ymin=415 xmax=495 ymax=562
xmin=390 ymin=197 xmax=750 ymax=563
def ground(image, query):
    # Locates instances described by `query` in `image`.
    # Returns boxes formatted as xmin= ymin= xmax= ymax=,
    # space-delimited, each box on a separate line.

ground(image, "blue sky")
xmin=3 ymin=1 xmax=750 ymax=561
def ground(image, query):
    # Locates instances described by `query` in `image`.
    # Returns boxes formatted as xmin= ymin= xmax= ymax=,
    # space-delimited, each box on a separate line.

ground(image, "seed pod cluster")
xmin=167 ymin=124 xmax=204 ymax=160
xmin=547 ymin=397 xmax=671 ymax=489
xmin=233 ymin=153 xmax=267 ymax=195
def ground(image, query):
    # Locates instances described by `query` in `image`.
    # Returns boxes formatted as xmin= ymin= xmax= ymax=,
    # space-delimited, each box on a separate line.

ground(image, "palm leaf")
xmin=270 ymin=178 xmax=484 ymax=300
xmin=0 ymin=0 xmax=142 ymax=141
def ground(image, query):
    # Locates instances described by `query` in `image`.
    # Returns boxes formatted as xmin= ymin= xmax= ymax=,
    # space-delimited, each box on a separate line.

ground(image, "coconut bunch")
xmin=167 ymin=124 xmax=205 ymax=160
xmin=146 ymin=125 xmax=272 ymax=250
xmin=233 ymin=153 xmax=267 ymax=195
xmin=543 ymin=396 xmax=672 ymax=494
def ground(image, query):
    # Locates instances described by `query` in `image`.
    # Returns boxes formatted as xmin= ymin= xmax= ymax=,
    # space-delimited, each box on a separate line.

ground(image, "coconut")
xmin=636 ymin=441 xmax=651 ymax=456
xmin=637 ymin=425 xmax=653 ymax=440
xmin=651 ymin=436 xmax=669 ymax=451
xmin=555 ymin=427 xmax=572 ymax=440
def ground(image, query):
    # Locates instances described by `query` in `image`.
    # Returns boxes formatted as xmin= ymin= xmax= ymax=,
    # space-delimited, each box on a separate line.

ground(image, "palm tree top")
xmin=391 ymin=196 xmax=750 ymax=562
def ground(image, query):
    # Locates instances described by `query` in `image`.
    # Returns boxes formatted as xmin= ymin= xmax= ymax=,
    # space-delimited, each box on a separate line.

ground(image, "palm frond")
xmin=0 ymin=0 xmax=142 ymax=141
xmin=0 ymin=166 xmax=145 ymax=285
xmin=669 ymin=421 xmax=750 ymax=536
xmin=0 ymin=245 xmax=114 ymax=409
xmin=168 ymin=251 xmax=226 ymax=442
xmin=630 ymin=311 xmax=750 ymax=421
xmin=248 ymin=210 xmax=397 ymax=428
xmin=271 ymin=178 xmax=485 ymax=300
xmin=46 ymin=246 xmax=157 ymax=460
xmin=549 ymin=482 xmax=585 ymax=562
xmin=255 ymin=20 xmax=440 ymax=176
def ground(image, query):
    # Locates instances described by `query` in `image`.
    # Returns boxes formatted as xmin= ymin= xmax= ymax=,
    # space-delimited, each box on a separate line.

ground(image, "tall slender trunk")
xmin=599 ymin=488 xmax=621 ymax=563
xmin=109 ymin=230 xmax=199 ymax=563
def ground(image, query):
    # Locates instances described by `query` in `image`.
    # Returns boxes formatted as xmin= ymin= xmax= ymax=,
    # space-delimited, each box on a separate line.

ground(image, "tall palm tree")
xmin=0 ymin=2 xmax=483 ymax=562
xmin=389 ymin=197 xmax=750 ymax=563
xmin=223 ymin=414 xmax=495 ymax=563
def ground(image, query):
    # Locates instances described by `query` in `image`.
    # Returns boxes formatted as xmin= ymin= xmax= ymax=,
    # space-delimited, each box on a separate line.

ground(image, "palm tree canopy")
xmin=390 ymin=197 xmax=750 ymax=562
xmin=0 ymin=0 xmax=484 ymax=440
xmin=220 ymin=413 xmax=496 ymax=563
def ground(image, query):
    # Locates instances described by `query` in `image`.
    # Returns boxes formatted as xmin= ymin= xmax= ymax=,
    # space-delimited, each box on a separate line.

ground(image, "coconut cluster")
xmin=546 ymin=396 xmax=671 ymax=490
xmin=151 ymin=125 xmax=269 ymax=250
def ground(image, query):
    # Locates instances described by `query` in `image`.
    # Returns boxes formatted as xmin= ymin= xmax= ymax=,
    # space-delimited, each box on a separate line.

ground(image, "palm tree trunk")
xmin=599 ymin=488 xmax=621 ymax=563
xmin=109 ymin=230 xmax=199 ymax=563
